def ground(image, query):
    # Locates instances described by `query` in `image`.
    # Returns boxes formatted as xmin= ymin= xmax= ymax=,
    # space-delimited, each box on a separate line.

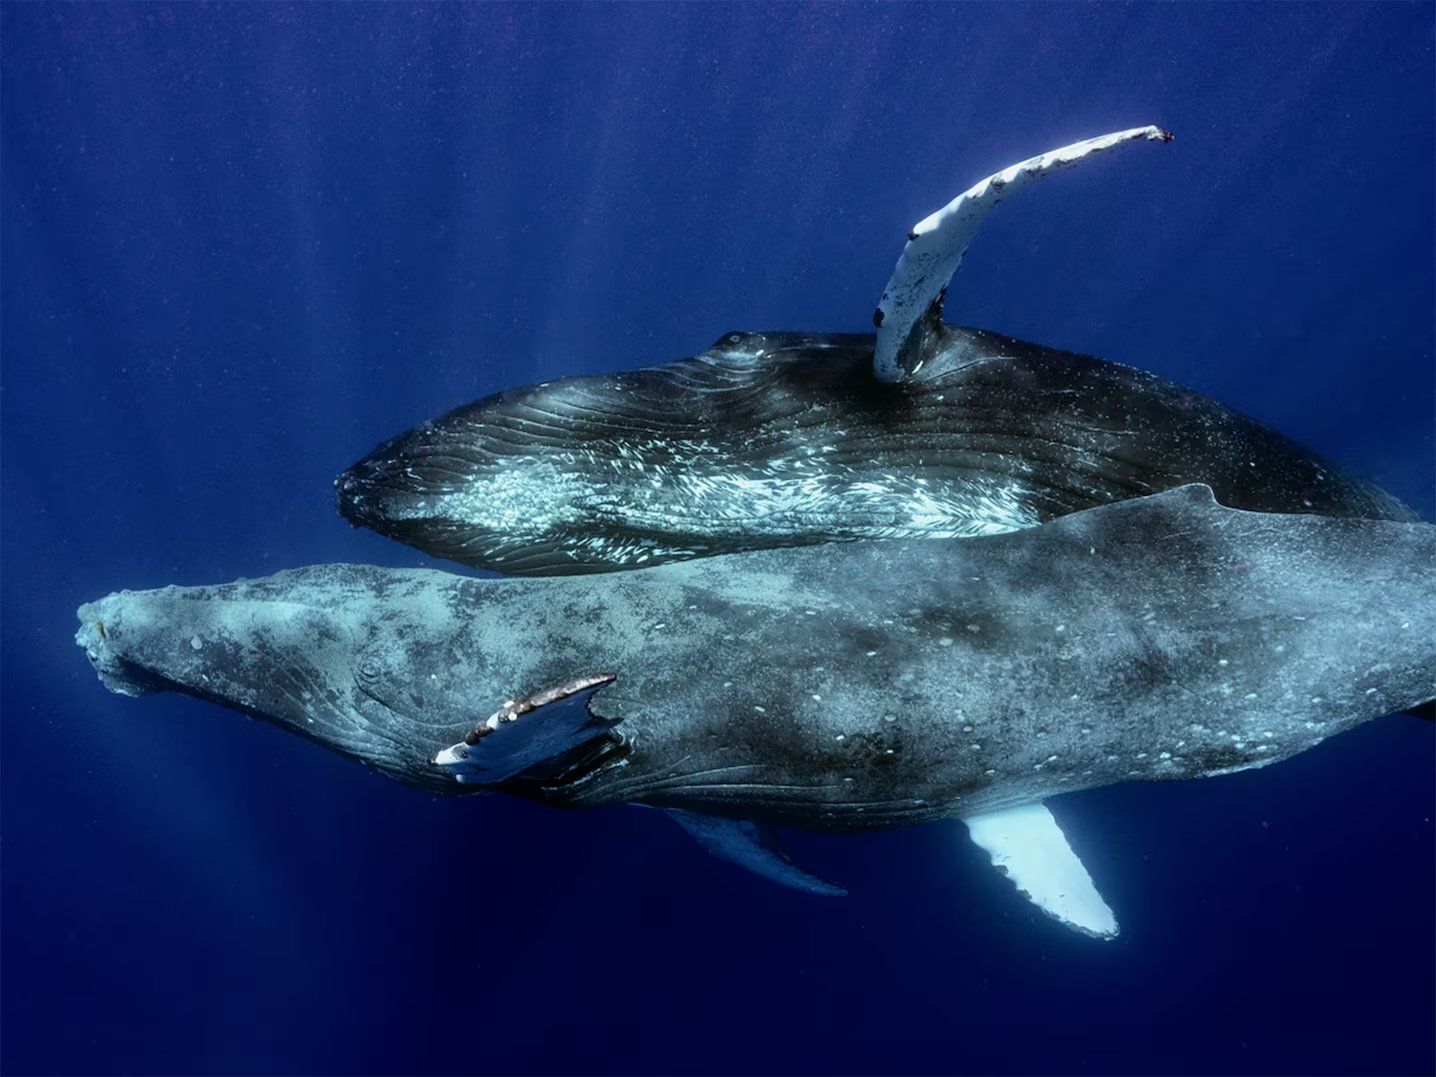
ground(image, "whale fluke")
xmin=874 ymin=125 xmax=1172 ymax=382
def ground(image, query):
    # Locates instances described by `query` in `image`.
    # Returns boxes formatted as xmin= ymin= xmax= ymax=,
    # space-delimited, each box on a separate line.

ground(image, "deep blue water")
xmin=3 ymin=5 xmax=1433 ymax=1075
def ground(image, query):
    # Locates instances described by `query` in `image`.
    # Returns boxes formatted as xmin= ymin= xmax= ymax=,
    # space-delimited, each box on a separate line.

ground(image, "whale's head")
xmin=75 ymin=566 xmax=630 ymax=797
xmin=75 ymin=568 xmax=490 ymax=793
xmin=336 ymin=391 xmax=612 ymax=576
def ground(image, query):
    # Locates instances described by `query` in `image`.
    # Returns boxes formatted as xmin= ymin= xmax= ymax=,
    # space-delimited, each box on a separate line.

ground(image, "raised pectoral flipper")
xmin=874 ymin=125 xmax=1173 ymax=382
xmin=434 ymin=673 xmax=619 ymax=785
xmin=963 ymin=801 xmax=1119 ymax=939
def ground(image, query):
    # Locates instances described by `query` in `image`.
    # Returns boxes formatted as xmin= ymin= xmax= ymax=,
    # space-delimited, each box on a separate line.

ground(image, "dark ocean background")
xmin=2 ymin=5 xmax=1433 ymax=1075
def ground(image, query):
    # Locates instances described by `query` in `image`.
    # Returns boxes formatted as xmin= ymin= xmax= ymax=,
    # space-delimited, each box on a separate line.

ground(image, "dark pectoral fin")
xmin=434 ymin=673 xmax=619 ymax=785
xmin=1404 ymin=702 xmax=1434 ymax=722
xmin=666 ymin=809 xmax=846 ymax=897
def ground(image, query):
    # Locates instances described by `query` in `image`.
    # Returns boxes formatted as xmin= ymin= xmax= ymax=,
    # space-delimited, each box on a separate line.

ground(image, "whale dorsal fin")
xmin=962 ymin=801 xmax=1119 ymax=939
xmin=433 ymin=673 xmax=619 ymax=785
xmin=873 ymin=125 xmax=1173 ymax=383
xmin=666 ymin=809 xmax=846 ymax=897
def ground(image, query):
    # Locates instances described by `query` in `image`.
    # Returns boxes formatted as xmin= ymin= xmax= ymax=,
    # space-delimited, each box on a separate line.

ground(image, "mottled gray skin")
xmin=79 ymin=488 xmax=1434 ymax=828
xmin=336 ymin=325 xmax=1414 ymax=575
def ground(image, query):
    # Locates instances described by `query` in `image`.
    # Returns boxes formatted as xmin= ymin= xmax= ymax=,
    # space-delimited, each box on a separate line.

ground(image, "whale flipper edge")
xmin=666 ymin=809 xmax=846 ymax=897
xmin=434 ymin=673 xmax=620 ymax=785
xmin=963 ymin=801 xmax=1119 ymax=940
xmin=874 ymin=124 xmax=1172 ymax=382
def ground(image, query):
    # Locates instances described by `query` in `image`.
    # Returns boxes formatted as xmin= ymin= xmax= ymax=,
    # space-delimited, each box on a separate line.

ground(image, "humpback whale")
xmin=336 ymin=126 xmax=1412 ymax=576
xmin=338 ymin=324 xmax=1412 ymax=575
xmin=77 ymin=488 xmax=1436 ymax=937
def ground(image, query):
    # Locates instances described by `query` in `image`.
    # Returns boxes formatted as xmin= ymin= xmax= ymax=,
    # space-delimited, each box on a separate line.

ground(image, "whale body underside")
xmin=337 ymin=324 xmax=1413 ymax=575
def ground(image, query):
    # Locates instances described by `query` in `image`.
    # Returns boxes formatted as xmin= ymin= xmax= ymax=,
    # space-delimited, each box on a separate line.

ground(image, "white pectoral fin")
xmin=962 ymin=801 xmax=1119 ymax=940
xmin=873 ymin=125 xmax=1173 ymax=383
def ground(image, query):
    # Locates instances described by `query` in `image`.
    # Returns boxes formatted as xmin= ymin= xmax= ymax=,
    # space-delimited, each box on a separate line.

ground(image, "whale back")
xmin=337 ymin=325 xmax=1414 ymax=575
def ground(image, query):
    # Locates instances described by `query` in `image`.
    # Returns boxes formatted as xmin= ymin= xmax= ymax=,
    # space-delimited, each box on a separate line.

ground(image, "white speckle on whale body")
xmin=189 ymin=636 xmax=202 ymax=650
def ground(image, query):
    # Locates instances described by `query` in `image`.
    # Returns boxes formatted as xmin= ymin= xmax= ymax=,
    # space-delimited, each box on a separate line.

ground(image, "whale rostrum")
xmin=77 ymin=488 xmax=1436 ymax=938
xmin=337 ymin=323 xmax=1413 ymax=576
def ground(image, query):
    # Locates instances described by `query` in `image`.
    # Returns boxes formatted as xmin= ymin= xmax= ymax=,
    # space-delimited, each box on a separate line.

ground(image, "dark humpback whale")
xmin=77 ymin=488 xmax=1436 ymax=937
xmin=335 ymin=127 xmax=1412 ymax=575
xmin=337 ymin=324 xmax=1412 ymax=575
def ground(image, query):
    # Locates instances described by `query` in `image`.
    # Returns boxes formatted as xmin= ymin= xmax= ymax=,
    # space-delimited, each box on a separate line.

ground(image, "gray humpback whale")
xmin=77 ymin=488 xmax=1436 ymax=937
xmin=336 ymin=128 xmax=1412 ymax=576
